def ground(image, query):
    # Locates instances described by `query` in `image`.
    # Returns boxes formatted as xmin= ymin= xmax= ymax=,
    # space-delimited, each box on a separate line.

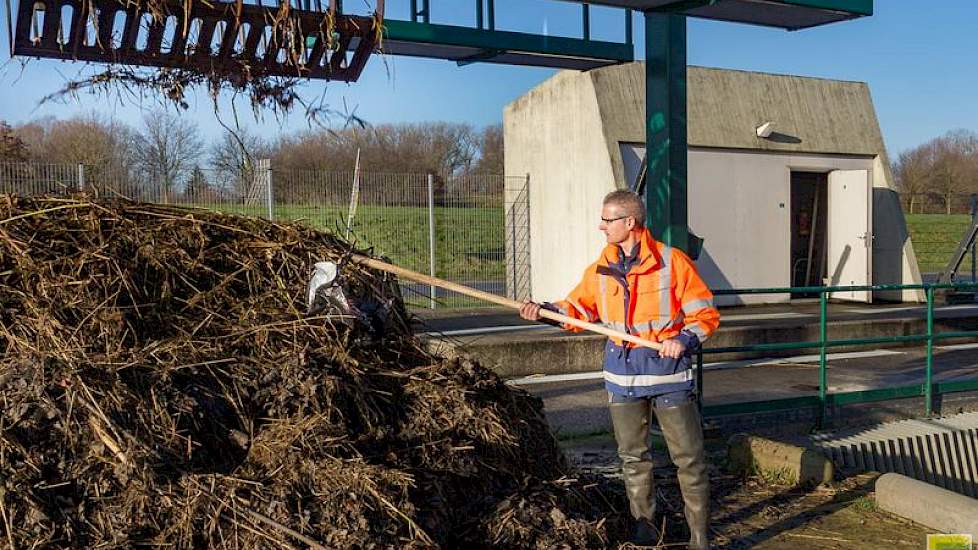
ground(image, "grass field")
xmin=905 ymin=213 xmax=977 ymax=274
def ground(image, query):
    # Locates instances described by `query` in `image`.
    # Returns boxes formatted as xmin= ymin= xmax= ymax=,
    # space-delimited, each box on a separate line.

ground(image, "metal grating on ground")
xmin=810 ymin=411 xmax=978 ymax=497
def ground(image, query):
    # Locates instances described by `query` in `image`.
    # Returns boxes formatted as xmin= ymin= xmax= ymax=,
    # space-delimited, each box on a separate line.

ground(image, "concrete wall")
xmin=504 ymin=71 xmax=618 ymax=300
xmin=505 ymin=64 xmax=923 ymax=304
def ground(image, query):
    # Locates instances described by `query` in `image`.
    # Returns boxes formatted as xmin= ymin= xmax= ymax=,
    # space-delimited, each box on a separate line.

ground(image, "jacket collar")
xmin=598 ymin=228 xmax=661 ymax=275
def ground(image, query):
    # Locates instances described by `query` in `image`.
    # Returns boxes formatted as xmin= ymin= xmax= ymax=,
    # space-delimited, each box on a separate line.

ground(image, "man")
xmin=520 ymin=190 xmax=719 ymax=549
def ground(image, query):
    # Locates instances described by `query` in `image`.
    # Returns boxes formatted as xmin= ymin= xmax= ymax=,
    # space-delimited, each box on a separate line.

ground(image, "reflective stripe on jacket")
xmin=552 ymin=228 xmax=720 ymax=397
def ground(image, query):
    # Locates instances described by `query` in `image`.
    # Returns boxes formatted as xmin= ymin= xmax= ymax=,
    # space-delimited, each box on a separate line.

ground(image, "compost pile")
xmin=0 ymin=196 xmax=624 ymax=548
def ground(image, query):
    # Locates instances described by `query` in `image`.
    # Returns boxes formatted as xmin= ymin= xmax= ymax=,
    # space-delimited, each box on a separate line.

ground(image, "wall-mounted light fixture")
xmin=756 ymin=121 xmax=774 ymax=138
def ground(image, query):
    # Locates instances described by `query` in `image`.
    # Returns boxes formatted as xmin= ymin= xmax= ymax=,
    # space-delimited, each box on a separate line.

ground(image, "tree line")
xmin=0 ymin=114 xmax=504 ymax=202
xmin=893 ymin=129 xmax=978 ymax=214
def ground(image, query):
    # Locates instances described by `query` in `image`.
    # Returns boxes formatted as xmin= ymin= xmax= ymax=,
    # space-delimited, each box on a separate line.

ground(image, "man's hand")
xmin=659 ymin=338 xmax=686 ymax=359
xmin=519 ymin=300 xmax=543 ymax=321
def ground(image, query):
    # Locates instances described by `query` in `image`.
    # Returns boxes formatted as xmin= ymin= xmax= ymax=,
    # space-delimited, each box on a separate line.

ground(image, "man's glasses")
xmin=601 ymin=215 xmax=630 ymax=224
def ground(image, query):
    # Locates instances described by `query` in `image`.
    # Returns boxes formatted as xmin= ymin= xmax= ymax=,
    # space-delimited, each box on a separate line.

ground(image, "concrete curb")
xmin=875 ymin=473 xmax=978 ymax=538
xmin=727 ymin=434 xmax=833 ymax=485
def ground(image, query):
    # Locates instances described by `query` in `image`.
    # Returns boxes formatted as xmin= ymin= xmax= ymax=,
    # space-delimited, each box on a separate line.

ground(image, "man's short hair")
xmin=603 ymin=190 xmax=646 ymax=227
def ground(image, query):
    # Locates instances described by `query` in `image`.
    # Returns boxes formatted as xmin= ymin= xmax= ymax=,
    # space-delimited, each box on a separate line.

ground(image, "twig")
xmin=0 ymin=489 xmax=15 ymax=550
xmin=783 ymin=532 xmax=852 ymax=542
xmin=0 ymin=202 xmax=90 ymax=226
xmin=90 ymin=417 xmax=130 ymax=467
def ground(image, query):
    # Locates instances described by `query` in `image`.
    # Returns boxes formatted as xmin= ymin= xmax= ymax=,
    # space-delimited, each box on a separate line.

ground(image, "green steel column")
xmin=925 ymin=286 xmax=934 ymax=416
xmin=582 ymin=3 xmax=590 ymax=41
xmin=819 ymin=291 xmax=828 ymax=428
xmin=644 ymin=12 xmax=688 ymax=252
xmin=625 ymin=9 xmax=633 ymax=46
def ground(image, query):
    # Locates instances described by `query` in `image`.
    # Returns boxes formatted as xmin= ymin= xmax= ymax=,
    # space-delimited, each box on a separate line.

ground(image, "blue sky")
xmin=1 ymin=1 xmax=976 ymax=155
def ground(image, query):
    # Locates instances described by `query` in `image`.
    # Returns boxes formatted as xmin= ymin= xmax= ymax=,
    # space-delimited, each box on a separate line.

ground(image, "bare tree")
xmin=12 ymin=115 xmax=139 ymax=194
xmin=210 ymin=127 xmax=267 ymax=199
xmin=472 ymin=123 xmax=503 ymax=175
xmin=134 ymin=111 xmax=203 ymax=202
xmin=893 ymin=143 xmax=934 ymax=214
xmin=401 ymin=122 xmax=477 ymax=176
xmin=932 ymin=130 xmax=978 ymax=214
xmin=16 ymin=115 xmax=137 ymax=166
xmin=0 ymin=121 xmax=30 ymax=162
xmin=268 ymin=122 xmax=478 ymax=175
xmin=895 ymin=129 xmax=978 ymax=214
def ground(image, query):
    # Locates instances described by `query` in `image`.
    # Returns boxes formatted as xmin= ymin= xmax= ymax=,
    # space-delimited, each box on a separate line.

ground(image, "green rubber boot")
xmin=655 ymin=401 xmax=710 ymax=550
xmin=609 ymin=400 xmax=662 ymax=546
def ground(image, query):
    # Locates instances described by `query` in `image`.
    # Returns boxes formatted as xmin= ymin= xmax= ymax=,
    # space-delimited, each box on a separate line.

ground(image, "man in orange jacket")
xmin=520 ymin=190 xmax=719 ymax=549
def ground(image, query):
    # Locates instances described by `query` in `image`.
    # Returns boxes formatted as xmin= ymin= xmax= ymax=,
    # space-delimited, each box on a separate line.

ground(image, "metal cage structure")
xmin=12 ymin=0 xmax=384 ymax=81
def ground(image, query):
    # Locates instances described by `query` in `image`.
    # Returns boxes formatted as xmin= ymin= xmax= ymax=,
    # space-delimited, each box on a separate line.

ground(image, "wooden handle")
xmin=350 ymin=254 xmax=662 ymax=351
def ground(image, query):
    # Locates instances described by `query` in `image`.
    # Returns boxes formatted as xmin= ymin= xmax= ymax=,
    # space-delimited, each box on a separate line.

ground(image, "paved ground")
xmin=511 ymin=344 xmax=978 ymax=437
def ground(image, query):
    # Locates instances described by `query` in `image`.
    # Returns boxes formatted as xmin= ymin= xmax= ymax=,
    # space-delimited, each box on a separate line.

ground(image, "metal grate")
xmin=13 ymin=0 xmax=382 ymax=81
xmin=812 ymin=411 xmax=978 ymax=497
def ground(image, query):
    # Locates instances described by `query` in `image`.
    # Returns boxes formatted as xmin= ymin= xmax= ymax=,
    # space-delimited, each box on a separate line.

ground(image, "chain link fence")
xmin=0 ymin=161 xmax=531 ymax=309
xmin=901 ymin=192 xmax=978 ymax=215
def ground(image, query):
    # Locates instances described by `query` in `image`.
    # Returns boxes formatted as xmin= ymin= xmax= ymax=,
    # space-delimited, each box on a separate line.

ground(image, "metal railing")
xmin=696 ymin=282 xmax=978 ymax=428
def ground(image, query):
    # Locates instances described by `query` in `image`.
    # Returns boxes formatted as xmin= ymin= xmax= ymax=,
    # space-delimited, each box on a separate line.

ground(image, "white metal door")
xmin=827 ymin=169 xmax=873 ymax=302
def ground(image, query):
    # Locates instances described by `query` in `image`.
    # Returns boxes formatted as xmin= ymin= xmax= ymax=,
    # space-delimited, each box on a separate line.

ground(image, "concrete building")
xmin=504 ymin=64 xmax=922 ymax=305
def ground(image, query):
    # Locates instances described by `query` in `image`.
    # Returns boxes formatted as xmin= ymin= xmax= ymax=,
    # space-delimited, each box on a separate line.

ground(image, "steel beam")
xmin=644 ymin=11 xmax=688 ymax=251
xmin=383 ymin=19 xmax=633 ymax=68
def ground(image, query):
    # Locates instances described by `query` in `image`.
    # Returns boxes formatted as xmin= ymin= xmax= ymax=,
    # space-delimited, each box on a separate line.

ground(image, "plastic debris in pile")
xmin=0 ymin=196 xmax=625 ymax=549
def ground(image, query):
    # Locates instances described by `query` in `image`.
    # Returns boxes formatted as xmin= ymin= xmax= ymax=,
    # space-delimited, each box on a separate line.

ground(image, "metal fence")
xmin=901 ymin=192 xmax=978 ymax=215
xmin=0 ymin=161 xmax=532 ymax=309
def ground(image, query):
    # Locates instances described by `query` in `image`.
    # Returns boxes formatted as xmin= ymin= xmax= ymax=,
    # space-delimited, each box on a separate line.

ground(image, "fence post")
xmin=971 ymin=193 xmax=978 ymax=283
xmin=509 ymin=183 xmax=517 ymax=300
xmin=77 ymin=164 xmax=85 ymax=193
xmin=524 ymin=173 xmax=531 ymax=299
xmin=818 ymin=290 xmax=828 ymax=429
xmin=263 ymin=159 xmax=274 ymax=220
xmin=427 ymin=173 xmax=436 ymax=309
xmin=925 ymin=285 xmax=934 ymax=416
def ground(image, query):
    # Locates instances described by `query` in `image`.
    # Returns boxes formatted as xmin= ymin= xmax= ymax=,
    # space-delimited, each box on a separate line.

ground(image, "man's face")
xmin=599 ymin=203 xmax=634 ymax=244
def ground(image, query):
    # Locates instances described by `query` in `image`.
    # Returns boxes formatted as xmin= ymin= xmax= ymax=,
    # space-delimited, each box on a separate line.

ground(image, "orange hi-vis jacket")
xmin=550 ymin=228 xmax=720 ymax=397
